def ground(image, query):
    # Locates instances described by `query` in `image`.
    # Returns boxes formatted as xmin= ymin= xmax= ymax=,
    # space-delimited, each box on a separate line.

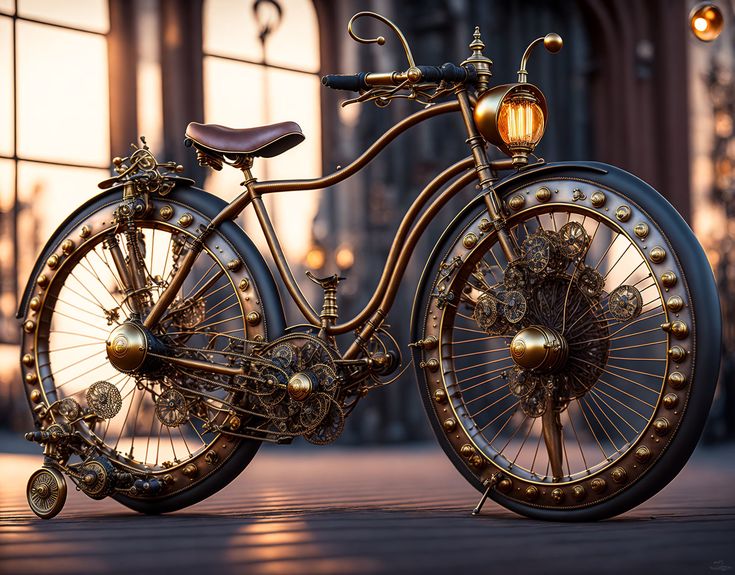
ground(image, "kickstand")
xmin=471 ymin=473 xmax=500 ymax=516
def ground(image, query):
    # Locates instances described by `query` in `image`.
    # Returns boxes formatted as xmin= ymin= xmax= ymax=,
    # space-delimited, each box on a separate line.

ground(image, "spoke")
xmin=565 ymin=407 xmax=589 ymax=471
xmin=594 ymin=381 xmax=653 ymax=416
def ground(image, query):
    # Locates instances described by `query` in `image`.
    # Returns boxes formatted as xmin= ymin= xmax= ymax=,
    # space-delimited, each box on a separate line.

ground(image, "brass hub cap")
xmin=510 ymin=325 xmax=569 ymax=373
xmin=106 ymin=322 xmax=149 ymax=372
xmin=287 ymin=372 xmax=315 ymax=402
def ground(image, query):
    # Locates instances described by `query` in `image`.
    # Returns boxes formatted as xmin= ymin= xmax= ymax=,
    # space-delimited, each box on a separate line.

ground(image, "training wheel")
xmin=27 ymin=467 xmax=67 ymax=519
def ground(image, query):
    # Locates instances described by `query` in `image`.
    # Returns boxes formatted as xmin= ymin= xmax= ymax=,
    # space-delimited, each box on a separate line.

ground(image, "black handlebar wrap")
xmin=321 ymin=63 xmax=477 ymax=92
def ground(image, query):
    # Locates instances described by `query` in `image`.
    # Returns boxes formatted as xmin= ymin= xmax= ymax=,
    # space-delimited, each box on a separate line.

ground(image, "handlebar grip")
xmin=321 ymin=72 xmax=369 ymax=92
xmin=417 ymin=63 xmax=477 ymax=83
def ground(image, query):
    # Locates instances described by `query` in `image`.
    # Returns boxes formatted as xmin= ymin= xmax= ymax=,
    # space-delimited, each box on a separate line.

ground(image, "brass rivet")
xmin=36 ymin=274 xmax=49 ymax=289
xmin=469 ymin=454 xmax=485 ymax=468
xmin=29 ymin=296 xmax=41 ymax=311
xmin=425 ymin=358 xmax=439 ymax=372
xmin=634 ymin=445 xmax=652 ymax=464
xmin=479 ymin=218 xmax=491 ymax=232
xmin=463 ymin=233 xmax=478 ymax=249
xmin=590 ymin=478 xmax=607 ymax=493
xmin=525 ymin=485 xmax=540 ymax=501
xmin=611 ymin=466 xmax=628 ymax=484
xmin=443 ymin=418 xmax=457 ymax=432
xmin=182 ymin=463 xmax=198 ymax=478
xmin=572 ymin=485 xmax=586 ymax=501
xmin=162 ymin=474 xmax=174 ymax=486
xmin=497 ymin=478 xmax=512 ymax=493
xmin=23 ymin=320 xmax=36 ymax=333
xmin=178 ymin=213 xmax=193 ymax=227
xmin=239 ymin=278 xmax=250 ymax=291
xmin=590 ymin=191 xmax=606 ymax=207
xmin=160 ymin=205 xmax=174 ymax=220
xmin=228 ymin=415 xmax=241 ymax=431
xmin=649 ymin=246 xmax=666 ymax=263
xmin=434 ymin=388 xmax=447 ymax=403
xmin=205 ymin=449 xmax=219 ymax=465
xmin=667 ymin=295 xmax=684 ymax=313
xmin=46 ymin=254 xmax=59 ymax=269
xmin=253 ymin=334 xmax=264 ymax=342
xmin=30 ymin=389 xmax=42 ymax=403
xmin=460 ymin=444 xmax=474 ymax=457
xmin=668 ymin=346 xmax=687 ymax=362
xmin=653 ymin=417 xmax=670 ymax=436
xmin=668 ymin=371 xmax=687 ymax=389
xmin=551 ymin=488 xmax=564 ymax=503
xmin=61 ymin=239 xmax=75 ymax=255
xmin=634 ymin=223 xmax=650 ymax=239
xmin=670 ymin=320 xmax=688 ymax=339
xmin=25 ymin=372 xmax=38 ymax=384
xmin=80 ymin=225 xmax=91 ymax=239
xmin=246 ymin=311 xmax=261 ymax=326
xmin=663 ymin=393 xmax=679 ymax=410
xmin=615 ymin=205 xmax=632 ymax=222
xmin=661 ymin=271 xmax=677 ymax=288
xmin=227 ymin=259 xmax=242 ymax=271
xmin=22 ymin=354 xmax=34 ymax=367
xmin=508 ymin=195 xmax=525 ymax=211
xmin=535 ymin=187 xmax=552 ymax=203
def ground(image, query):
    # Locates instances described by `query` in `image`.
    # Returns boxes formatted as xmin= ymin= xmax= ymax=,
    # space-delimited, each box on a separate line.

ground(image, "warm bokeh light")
xmin=305 ymin=245 xmax=326 ymax=270
xmin=335 ymin=245 xmax=355 ymax=270
xmin=689 ymin=3 xmax=724 ymax=42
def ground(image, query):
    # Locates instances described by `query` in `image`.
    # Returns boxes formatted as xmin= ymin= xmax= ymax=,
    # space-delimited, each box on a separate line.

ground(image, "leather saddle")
xmin=185 ymin=121 xmax=305 ymax=170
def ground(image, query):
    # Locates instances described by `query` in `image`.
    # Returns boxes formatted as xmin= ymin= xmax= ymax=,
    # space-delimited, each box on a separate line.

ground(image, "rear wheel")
xmin=20 ymin=190 xmax=282 ymax=513
xmin=413 ymin=164 xmax=720 ymax=520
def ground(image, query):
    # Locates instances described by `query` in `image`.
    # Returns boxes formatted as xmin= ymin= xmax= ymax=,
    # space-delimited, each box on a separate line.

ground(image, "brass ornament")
xmin=443 ymin=418 xmax=457 ymax=432
xmin=25 ymin=372 xmax=38 ymax=384
xmin=525 ymin=485 xmax=540 ymax=501
xmin=662 ymin=393 xmax=679 ymax=410
xmin=661 ymin=271 xmax=677 ymax=288
xmin=22 ymin=354 xmax=34 ymax=367
xmin=86 ymin=381 xmax=123 ymax=420
xmin=670 ymin=321 xmax=689 ymax=339
xmin=46 ymin=254 xmax=59 ymax=269
xmin=590 ymin=478 xmax=607 ymax=493
xmin=590 ymin=191 xmax=606 ymax=207
xmin=460 ymin=444 xmax=474 ymax=457
xmin=508 ymin=195 xmax=525 ymax=211
xmin=425 ymin=358 xmax=439 ymax=372
xmin=463 ymin=233 xmax=478 ymax=249
xmin=24 ymin=320 xmax=36 ymax=333
xmin=572 ymin=485 xmax=586 ymax=501
xmin=634 ymin=445 xmax=652 ymax=464
xmin=434 ymin=388 xmax=447 ymax=403
xmin=615 ymin=205 xmax=631 ymax=222
xmin=479 ymin=218 xmax=492 ymax=232
xmin=608 ymin=285 xmax=643 ymax=321
xmin=182 ymin=463 xmax=198 ymax=478
xmin=551 ymin=488 xmax=564 ymax=503
xmin=36 ymin=274 xmax=49 ymax=288
xmin=610 ymin=467 xmax=628 ymax=484
xmin=497 ymin=478 xmax=512 ymax=493
xmin=61 ymin=239 xmax=75 ymax=255
xmin=668 ymin=346 xmax=687 ymax=363
xmin=178 ymin=213 xmax=193 ymax=227
xmin=239 ymin=278 xmax=250 ymax=291
xmin=634 ymin=223 xmax=649 ymax=239
xmin=227 ymin=259 xmax=242 ymax=271
xmin=667 ymin=295 xmax=685 ymax=313
xmin=649 ymin=246 xmax=666 ymax=263
xmin=80 ymin=225 xmax=91 ymax=238
xmin=246 ymin=311 xmax=261 ymax=325
xmin=668 ymin=371 xmax=687 ymax=389
xmin=29 ymin=296 xmax=41 ymax=311
xmin=160 ymin=205 xmax=174 ymax=220
xmin=27 ymin=468 xmax=67 ymax=520
xmin=469 ymin=454 xmax=485 ymax=468
xmin=535 ymin=187 xmax=552 ymax=202
xmin=653 ymin=417 xmax=670 ymax=436
xmin=155 ymin=389 xmax=188 ymax=427
xmin=30 ymin=389 xmax=42 ymax=403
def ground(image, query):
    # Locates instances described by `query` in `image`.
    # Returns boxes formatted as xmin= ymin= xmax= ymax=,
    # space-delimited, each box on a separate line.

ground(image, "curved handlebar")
xmin=321 ymin=62 xmax=477 ymax=92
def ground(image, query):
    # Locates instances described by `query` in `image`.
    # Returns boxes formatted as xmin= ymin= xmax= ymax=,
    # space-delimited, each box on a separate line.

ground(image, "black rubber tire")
xmin=411 ymin=162 xmax=721 ymax=521
xmin=22 ymin=184 xmax=285 ymax=515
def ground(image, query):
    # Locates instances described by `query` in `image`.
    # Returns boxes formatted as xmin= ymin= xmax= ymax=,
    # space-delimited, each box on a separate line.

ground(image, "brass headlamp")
xmin=689 ymin=3 xmax=724 ymax=42
xmin=474 ymin=33 xmax=561 ymax=168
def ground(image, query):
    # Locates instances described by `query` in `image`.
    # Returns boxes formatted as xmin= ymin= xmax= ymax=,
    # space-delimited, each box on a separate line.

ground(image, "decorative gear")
xmin=523 ymin=233 xmax=552 ymax=273
xmin=299 ymin=392 xmax=330 ymax=430
xmin=304 ymin=398 xmax=345 ymax=445
xmin=155 ymin=388 xmax=188 ymax=427
xmin=27 ymin=467 xmax=67 ymax=519
xmin=312 ymin=363 xmax=339 ymax=392
xmin=577 ymin=265 xmax=605 ymax=298
xmin=608 ymin=284 xmax=643 ymax=321
xmin=558 ymin=222 xmax=590 ymax=259
xmin=520 ymin=384 xmax=548 ymax=418
xmin=503 ymin=261 xmax=527 ymax=290
xmin=271 ymin=344 xmax=296 ymax=369
xmin=58 ymin=398 xmax=81 ymax=421
xmin=78 ymin=457 xmax=115 ymax=500
xmin=473 ymin=292 xmax=498 ymax=332
xmin=508 ymin=367 xmax=538 ymax=398
xmin=169 ymin=298 xmax=206 ymax=329
xmin=86 ymin=381 xmax=122 ymax=420
xmin=503 ymin=290 xmax=527 ymax=324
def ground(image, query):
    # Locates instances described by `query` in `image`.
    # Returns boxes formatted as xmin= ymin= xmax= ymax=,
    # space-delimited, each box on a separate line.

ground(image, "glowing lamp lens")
xmin=498 ymin=97 xmax=545 ymax=148
xmin=689 ymin=3 xmax=724 ymax=42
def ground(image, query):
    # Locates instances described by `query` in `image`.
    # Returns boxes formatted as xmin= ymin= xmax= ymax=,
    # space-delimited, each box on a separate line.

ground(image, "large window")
xmin=202 ymin=0 xmax=321 ymax=261
xmin=0 ymin=0 xmax=111 ymax=345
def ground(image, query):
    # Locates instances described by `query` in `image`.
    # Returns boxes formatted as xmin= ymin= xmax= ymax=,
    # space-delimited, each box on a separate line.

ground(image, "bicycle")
xmin=19 ymin=11 xmax=720 ymax=521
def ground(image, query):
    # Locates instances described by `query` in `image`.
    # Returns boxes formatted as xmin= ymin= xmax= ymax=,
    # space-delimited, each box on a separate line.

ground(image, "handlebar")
xmin=322 ymin=63 xmax=477 ymax=92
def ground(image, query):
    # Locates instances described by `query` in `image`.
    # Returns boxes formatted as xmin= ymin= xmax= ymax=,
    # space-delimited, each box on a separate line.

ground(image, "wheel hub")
xmin=510 ymin=325 xmax=568 ymax=373
xmin=106 ymin=322 xmax=149 ymax=373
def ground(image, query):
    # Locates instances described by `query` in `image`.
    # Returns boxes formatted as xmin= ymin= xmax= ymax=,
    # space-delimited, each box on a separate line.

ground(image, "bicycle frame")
xmin=144 ymin=89 xmax=517 ymax=360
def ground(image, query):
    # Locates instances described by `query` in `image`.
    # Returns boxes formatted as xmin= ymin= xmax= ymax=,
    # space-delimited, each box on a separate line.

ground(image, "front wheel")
xmin=412 ymin=163 xmax=720 ymax=520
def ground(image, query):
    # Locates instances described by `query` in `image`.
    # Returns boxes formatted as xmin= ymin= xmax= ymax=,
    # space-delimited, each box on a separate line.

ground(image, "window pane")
xmin=265 ymin=0 xmax=319 ymax=72
xmin=0 ymin=158 xmax=14 ymax=212
xmin=0 ymin=0 xmax=14 ymax=14
xmin=203 ymin=0 xmax=261 ymax=61
xmin=204 ymin=56 xmax=265 ymax=127
xmin=17 ymin=21 xmax=109 ymax=165
xmin=0 ymin=16 xmax=13 ymax=156
xmin=0 ymin=160 xmax=15 ymax=340
xmin=18 ymin=0 xmax=108 ymax=33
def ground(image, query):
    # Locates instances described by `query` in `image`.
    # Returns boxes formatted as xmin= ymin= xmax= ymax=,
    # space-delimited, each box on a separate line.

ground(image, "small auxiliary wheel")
xmin=27 ymin=467 xmax=67 ymax=520
xmin=414 ymin=164 xmax=720 ymax=520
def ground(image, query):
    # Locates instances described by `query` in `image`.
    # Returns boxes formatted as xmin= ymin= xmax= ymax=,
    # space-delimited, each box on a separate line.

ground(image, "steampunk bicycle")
xmin=19 ymin=11 xmax=720 ymax=521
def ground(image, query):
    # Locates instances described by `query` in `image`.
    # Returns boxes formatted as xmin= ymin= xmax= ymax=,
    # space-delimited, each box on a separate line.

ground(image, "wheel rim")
xmin=420 ymin=181 xmax=695 ymax=509
xmin=22 ymin=199 xmax=268 ymax=491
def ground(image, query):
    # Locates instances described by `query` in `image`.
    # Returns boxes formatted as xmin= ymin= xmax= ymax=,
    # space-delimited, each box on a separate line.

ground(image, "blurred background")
xmin=0 ymin=0 xmax=733 ymax=444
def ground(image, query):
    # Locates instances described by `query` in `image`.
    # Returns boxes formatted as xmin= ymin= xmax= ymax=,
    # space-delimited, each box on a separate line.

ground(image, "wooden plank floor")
xmin=1 ymin=441 xmax=734 ymax=574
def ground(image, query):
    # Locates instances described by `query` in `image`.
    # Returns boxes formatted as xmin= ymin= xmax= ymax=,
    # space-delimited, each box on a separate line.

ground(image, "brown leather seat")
xmin=185 ymin=121 xmax=305 ymax=158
